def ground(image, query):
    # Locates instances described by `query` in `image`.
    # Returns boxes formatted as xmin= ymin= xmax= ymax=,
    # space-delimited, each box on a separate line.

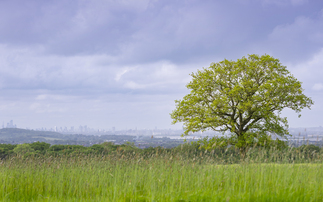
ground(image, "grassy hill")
xmin=0 ymin=128 xmax=65 ymax=143
xmin=0 ymin=128 xmax=135 ymax=145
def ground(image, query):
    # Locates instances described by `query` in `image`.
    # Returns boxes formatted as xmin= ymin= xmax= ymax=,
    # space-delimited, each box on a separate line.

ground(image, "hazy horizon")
xmin=0 ymin=0 xmax=322 ymax=130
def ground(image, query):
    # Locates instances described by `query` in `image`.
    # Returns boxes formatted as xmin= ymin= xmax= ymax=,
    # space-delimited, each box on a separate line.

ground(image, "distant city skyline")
xmin=1 ymin=119 xmax=179 ymax=132
xmin=2 ymin=119 xmax=323 ymax=135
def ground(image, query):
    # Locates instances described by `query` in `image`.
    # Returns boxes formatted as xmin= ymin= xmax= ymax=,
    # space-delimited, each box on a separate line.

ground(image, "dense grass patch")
xmin=0 ymin=153 xmax=322 ymax=201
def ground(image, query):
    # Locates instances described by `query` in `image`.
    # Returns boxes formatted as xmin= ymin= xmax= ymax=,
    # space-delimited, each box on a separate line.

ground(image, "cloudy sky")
xmin=0 ymin=0 xmax=322 ymax=130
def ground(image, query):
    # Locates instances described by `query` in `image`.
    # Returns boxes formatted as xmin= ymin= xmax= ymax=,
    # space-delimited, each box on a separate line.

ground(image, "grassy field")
xmin=0 ymin=151 xmax=323 ymax=202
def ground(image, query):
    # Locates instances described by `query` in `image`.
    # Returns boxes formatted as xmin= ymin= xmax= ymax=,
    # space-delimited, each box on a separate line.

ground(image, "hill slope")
xmin=0 ymin=128 xmax=135 ymax=145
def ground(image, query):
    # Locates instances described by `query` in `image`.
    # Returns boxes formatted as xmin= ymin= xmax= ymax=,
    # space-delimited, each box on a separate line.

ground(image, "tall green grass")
xmin=0 ymin=148 xmax=323 ymax=202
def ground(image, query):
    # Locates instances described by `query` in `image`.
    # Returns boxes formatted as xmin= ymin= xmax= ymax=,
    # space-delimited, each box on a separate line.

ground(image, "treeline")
xmin=1 ymin=141 xmax=323 ymax=163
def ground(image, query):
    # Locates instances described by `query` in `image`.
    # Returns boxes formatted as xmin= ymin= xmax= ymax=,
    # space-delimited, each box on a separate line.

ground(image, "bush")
xmin=13 ymin=143 xmax=35 ymax=156
xmin=0 ymin=144 xmax=16 ymax=159
xmin=90 ymin=144 xmax=105 ymax=154
xmin=298 ymin=144 xmax=320 ymax=157
xmin=49 ymin=145 xmax=68 ymax=152
xmin=30 ymin=142 xmax=50 ymax=153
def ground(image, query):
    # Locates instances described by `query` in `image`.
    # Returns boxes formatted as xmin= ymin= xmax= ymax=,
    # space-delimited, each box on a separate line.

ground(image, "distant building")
xmin=79 ymin=125 xmax=83 ymax=132
xmin=6 ymin=120 xmax=17 ymax=128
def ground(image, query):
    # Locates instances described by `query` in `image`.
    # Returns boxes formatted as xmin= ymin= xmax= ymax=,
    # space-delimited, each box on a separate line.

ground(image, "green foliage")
xmin=90 ymin=144 xmax=105 ymax=154
xmin=0 ymin=144 xmax=16 ymax=159
xmin=196 ymin=134 xmax=288 ymax=157
xmin=101 ymin=141 xmax=119 ymax=150
xmin=298 ymin=144 xmax=321 ymax=158
xmin=13 ymin=143 xmax=35 ymax=156
xmin=30 ymin=141 xmax=50 ymax=153
xmin=197 ymin=136 xmax=229 ymax=150
xmin=0 ymin=141 xmax=318 ymax=164
xmin=125 ymin=141 xmax=135 ymax=147
xmin=0 ymin=143 xmax=16 ymax=151
xmin=49 ymin=144 xmax=68 ymax=152
xmin=171 ymin=54 xmax=313 ymax=149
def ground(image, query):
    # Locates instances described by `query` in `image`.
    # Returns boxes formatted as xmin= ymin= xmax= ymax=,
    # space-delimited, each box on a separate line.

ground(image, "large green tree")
xmin=171 ymin=54 xmax=313 ymax=148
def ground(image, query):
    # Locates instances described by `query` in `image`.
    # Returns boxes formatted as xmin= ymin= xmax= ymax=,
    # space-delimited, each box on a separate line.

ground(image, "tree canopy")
xmin=171 ymin=54 xmax=313 ymax=148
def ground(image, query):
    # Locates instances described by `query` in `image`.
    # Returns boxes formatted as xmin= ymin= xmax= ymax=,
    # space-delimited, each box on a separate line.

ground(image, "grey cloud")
xmin=313 ymin=83 xmax=323 ymax=91
xmin=0 ymin=0 xmax=141 ymax=55
xmin=1 ymin=0 xmax=322 ymax=64
xmin=115 ymin=0 xmax=323 ymax=65
xmin=260 ymin=0 xmax=308 ymax=6
xmin=287 ymin=48 xmax=323 ymax=88
xmin=262 ymin=13 xmax=323 ymax=63
xmin=0 ymin=45 xmax=192 ymax=97
xmin=0 ymin=0 xmax=77 ymax=45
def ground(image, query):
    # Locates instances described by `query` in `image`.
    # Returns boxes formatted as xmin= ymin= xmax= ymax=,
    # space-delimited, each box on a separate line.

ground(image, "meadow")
xmin=0 ymin=144 xmax=323 ymax=201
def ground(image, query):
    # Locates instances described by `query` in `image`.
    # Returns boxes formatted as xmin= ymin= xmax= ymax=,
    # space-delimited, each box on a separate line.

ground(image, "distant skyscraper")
xmin=6 ymin=120 xmax=16 ymax=128
xmin=112 ymin=127 xmax=115 ymax=132
xmin=79 ymin=125 xmax=83 ymax=132
xmin=84 ymin=125 xmax=87 ymax=132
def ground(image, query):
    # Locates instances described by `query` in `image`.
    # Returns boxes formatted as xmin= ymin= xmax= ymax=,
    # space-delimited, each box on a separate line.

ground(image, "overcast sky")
xmin=0 ymin=0 xmax=323 ymax=130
